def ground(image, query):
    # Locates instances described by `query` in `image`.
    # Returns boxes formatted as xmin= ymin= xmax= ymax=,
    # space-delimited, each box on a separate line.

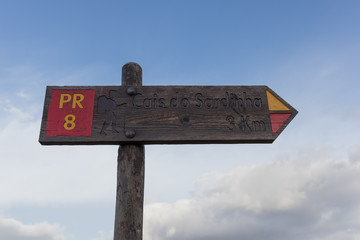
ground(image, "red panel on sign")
xmin=270 ymin=113 xmax=291 ymax=135
xmin=46 ymin=89 xmax=95 ymax=136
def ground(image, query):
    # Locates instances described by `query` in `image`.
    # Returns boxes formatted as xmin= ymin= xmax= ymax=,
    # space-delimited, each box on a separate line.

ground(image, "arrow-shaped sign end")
xmin=266 ymin=88 xmax=298 ymax=140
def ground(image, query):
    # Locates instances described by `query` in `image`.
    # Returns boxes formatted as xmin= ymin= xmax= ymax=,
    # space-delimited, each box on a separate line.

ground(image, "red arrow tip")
xmin=270 ymin=113 xmax=292 ymax=134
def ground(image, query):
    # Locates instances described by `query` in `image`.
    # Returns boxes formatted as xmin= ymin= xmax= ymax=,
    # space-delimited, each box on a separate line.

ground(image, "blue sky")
xmin=1 ymin=1 xmax=360 ymax=240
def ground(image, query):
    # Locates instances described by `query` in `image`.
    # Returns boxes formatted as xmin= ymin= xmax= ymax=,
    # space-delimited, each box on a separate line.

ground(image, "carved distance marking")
xmin=226 ymin=115 xmax=266 ymax=132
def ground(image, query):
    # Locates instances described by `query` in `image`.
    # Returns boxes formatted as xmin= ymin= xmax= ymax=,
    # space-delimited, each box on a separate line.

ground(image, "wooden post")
xmin=114 ymin=62 xmax=145 ymax=240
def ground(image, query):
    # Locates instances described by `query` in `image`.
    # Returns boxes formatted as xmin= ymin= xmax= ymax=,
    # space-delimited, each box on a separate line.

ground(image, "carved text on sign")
xmin=130 ymin=91 xmax=263 ymax=112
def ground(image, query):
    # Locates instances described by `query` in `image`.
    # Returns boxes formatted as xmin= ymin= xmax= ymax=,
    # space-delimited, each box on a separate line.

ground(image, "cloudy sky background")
xmin=1 ymin=0 xmax=360 ymax=239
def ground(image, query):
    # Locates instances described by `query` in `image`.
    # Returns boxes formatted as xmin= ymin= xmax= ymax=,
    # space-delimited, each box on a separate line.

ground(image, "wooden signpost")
xmin=39 ymin=62 xmax=297 ymax=239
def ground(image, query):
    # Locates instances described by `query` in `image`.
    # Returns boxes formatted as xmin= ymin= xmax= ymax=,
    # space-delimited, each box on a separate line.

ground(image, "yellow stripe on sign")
xmin=266 ymin=90 xmax=290 ymax=111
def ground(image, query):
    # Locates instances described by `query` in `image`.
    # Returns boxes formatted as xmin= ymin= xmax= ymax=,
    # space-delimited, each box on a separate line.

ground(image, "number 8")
xmin=64 ymin=114 xmax=76 ymax=130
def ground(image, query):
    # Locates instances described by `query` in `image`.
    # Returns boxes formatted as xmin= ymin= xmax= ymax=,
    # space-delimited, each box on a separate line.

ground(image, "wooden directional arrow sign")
xmin=39 ymin=85 xmax=297 ymax=145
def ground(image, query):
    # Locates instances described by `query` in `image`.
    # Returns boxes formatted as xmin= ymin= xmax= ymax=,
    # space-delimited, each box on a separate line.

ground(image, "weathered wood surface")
xmin=114 ymin=144 xmax=145 ymax=240
xmin=114 ymin=62 xmax=145 ymax=240
xmin=39 ymin=85 xmax=297 ymax=145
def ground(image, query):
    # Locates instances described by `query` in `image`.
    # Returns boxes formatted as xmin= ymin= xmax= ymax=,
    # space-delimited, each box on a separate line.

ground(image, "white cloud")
xmin=350 ymin=146 xmax=360 ymax=163
xmin=143 ymin=146 xmax=360 ymax=240
xmin=0 ymin=98 xmax=117 ymax=208
xmin=0 ymin=99 xmax=34 ymax=121
xmin=16 ymin=90 xmax=32 ymax=100
xmin=0 ymin=216 xmax=66 ymax=240
xmin=91 ymin=230 xmax=112 ymax=240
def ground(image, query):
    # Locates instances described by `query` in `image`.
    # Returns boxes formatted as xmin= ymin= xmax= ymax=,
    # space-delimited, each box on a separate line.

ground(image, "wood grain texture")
xmin=114 ymin=62 xmax=145 ymax=240
xmin=39 ymin=85 xmax=297 ymax=145
xmin=114 ymin=145 xmax=145 ymax=240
